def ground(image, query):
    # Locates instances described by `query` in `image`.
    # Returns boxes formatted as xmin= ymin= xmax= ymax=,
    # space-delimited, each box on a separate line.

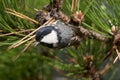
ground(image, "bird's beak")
xmin=34 ymin=42 xmax=40 ymax=47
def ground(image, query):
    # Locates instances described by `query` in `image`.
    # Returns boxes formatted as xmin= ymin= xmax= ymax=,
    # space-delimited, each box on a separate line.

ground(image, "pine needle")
xmin=8 ymin=18 xmax=55 ymax=49
xmin=12 ymin=39 xmax=35 ymax=61
xmin=71 ymin=0 xmax=75 ymax=12
xmin=6 ymin=8 xmax=39 ymax=24
xmin=5 ymin=8 xmax=56 ymax=60
xmin=0 ymin=29 xmax=34 ymax=37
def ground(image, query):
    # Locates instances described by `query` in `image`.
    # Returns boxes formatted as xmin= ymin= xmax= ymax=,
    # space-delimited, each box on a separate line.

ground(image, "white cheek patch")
xmin=41 ymin=30 xmax=58 ymax=44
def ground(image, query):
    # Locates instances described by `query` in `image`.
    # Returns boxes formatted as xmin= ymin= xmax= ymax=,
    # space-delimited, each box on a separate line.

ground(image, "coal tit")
xmin=35 ymin=20 xmax=80 ymax=48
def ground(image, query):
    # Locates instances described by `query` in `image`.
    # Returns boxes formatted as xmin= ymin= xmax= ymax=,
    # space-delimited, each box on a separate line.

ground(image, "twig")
xmin=43 ymin=0 xmax=62 ymax=11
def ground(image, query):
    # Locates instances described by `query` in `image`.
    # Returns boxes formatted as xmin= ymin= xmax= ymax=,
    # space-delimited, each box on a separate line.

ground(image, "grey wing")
xmin=54 ymin=20 xmax=74 ymax=47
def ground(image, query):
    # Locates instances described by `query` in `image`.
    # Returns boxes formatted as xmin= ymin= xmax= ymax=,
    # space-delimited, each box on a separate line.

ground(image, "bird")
xmin=35 ymin=20 xmax=82 ymax=49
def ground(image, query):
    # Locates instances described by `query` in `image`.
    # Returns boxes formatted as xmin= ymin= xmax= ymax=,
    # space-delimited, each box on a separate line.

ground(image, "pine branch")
xmin=2 ymin=0 xmax=120 ymax=79
xmin=79 ymin=27 xmax=109 ymax=42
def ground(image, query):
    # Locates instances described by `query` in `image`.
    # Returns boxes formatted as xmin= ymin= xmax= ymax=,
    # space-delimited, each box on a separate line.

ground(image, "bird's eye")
xmin=41 ymin=35 xmax=44 ymax=38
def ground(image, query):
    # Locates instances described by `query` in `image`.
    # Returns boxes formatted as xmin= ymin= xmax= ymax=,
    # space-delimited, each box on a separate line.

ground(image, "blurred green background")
xmin=1 ymin=0 xmax=120 ymax=80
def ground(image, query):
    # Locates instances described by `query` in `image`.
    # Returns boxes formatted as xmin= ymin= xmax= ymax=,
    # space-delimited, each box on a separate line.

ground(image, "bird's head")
xmin=35 ymin=26 xmax=59 ymax=48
